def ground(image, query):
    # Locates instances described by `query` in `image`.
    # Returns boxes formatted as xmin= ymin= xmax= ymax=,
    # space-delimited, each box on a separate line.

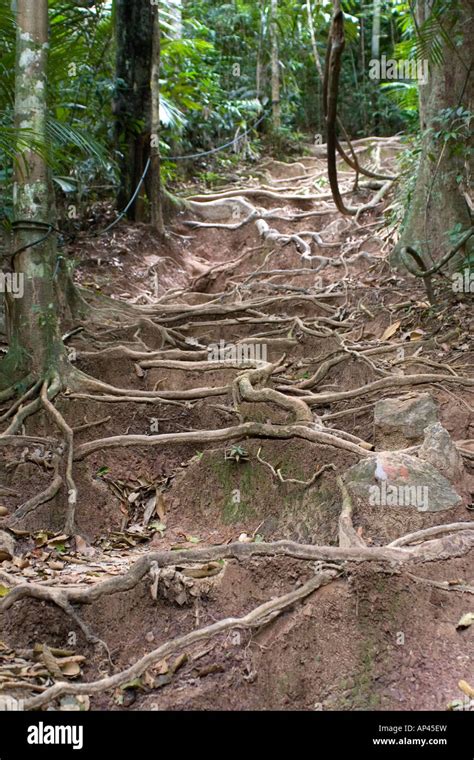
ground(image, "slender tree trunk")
xmin=306 ymin=0 xmax=324 ymax=80
xmin=150 ymin=2 xmax=165 ymax=235
xmin=1 ymin=0 xmax=66 ymax=389
xmin=371 ymin=0 xmax=381 ymax=60
xmin=256 ymin=53 xmax=262 ymax=100
xmin=360 ymin=16 xmax=368 ymax=134
xmin=270 ymin=0 xmax=280 ymax=130
xmin=114 ymin=0 xmax=153 ymax=222
xmin=255 ymin=0 xmax=265 ymax=98
xmin=370 ymin=0 xmax=382 ymax=133
xmin=392 ymin=0 xmax=473 ymax=271
xmin=256 ymin=5 xmax=264 ymax=100
xmin=306 ymin=0 xmax=329 ymax=140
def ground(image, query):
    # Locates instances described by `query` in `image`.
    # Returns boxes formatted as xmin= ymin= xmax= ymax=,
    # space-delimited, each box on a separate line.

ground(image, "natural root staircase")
xmin=0 ymin=138 xmax=472 ymax=709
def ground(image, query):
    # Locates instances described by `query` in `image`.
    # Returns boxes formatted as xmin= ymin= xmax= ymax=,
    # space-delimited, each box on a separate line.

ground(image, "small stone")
xmin=374 ymin=393 xmax=438 ymax=449
xmin=0 ymin=530 xmax=15 ymax=562
xmin=175 ymin=591 xmax=188 ymax=606
xmin=59 ymin=696 xmax=82 ymax=712
xmin=12 ymin=556 xmax=29 ymax=569
xmin=0 ymin=506 xmax=8 ymax=517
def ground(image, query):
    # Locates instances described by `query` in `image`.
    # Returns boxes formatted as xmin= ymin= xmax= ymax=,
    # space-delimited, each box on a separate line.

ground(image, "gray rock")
xmin=374 ymin=393 xmax=438 ymax=449
xmin=0 ymin=530 xmax=15 ymax=561
xmin=343 ymin=451 xmax=461 ymax=512
xmin=419 ymin=422 xmax=466 ymax=490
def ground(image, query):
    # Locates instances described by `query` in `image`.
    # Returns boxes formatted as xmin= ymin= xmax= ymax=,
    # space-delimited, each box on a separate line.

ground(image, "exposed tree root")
xmin=234 ymin=360 xmax=314 ymax=424
xmin=40 ymin=379 xmax=77 ymax=535
xmin=183 ymin=195 xmax=389 ymax=270
xmin=387 ymin=522 xmax=474 ymax=548
xmin=0 ymin=379 xmax=60 ymax=437
xmin=0 ymin=380 xmax=41 ymax=424
xmin=17 ymin=567 xmax=340 ymax=710
xmin=2 ymin=507 xmax=473 ymax=709
xmin=0 ymin=122 xmax=470 ymax=717
xmin=255 ymin=218 xmax=312 ymax=259
xmin=405 ymin=573 xmax=474 ymax=595
xmin=9 ymin=455 xmax=63 ymax=524
xmin=1 ymin=526 xmax=473 ymax=707
xmin=337 ymin=474 xmax=366 ymax=549
xmin=73 ymin=421 xmax=375 ymax=460
xmin=0 ymin=434 xmax=59 ymax=448
xmin=256 ymin=447 xmax=335 ymax=486
xmin=1 ymin=396 xmax=42 ymax=436
xmin=287 ymin=373 xmax=474 ymax=406
xmin=2 ymin=525 xmax=474 ymax=618
xmin=187 ymin=188 xmax=336 ymax=203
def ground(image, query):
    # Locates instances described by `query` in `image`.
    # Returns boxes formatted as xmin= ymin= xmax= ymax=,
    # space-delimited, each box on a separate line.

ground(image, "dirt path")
xmin=0 ymin=141 xmax=473 ymax=712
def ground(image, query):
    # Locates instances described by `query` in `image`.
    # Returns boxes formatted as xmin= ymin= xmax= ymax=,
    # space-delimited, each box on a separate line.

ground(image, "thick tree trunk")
xmin=393 ymin=0 xmax=473 ymax=271
xmin=1 ymin=0 xmax=67 ymax=389
xmin=270 ymin=0 xmax=281 ymax=130
xmin=150 ymin=3 xmax=165 ymax=235
xmin=114 ymin=0 xmax=153 ymax=222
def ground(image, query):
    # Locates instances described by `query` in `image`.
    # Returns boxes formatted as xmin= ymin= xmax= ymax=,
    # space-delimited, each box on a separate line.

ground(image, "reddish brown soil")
xmin=0 ymin=146 xmax=473 ymax=712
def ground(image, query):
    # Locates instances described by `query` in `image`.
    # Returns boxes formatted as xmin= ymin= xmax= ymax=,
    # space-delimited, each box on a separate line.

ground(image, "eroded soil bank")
xmin=1 ymin=142 xmax=473 ymax=711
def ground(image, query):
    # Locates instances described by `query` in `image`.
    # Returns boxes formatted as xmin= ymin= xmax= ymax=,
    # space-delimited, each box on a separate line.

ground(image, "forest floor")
xmin=0 ymin=139 xmax=473 ymax=712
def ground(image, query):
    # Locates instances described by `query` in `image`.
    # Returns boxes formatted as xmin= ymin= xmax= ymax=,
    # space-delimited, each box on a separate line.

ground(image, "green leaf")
xmin=53 ymin=176 xmax=77 ymax=193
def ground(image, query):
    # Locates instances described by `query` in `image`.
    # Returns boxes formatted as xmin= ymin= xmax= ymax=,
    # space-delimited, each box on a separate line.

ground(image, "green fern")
xmin=394 ymin=0 xmax=461 ymax=67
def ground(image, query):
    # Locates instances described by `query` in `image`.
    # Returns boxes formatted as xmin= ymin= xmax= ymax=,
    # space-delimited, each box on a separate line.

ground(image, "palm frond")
xmin=160 ymin=96 xmax=187 ymax=130
xmin=45 ymin=118 xmax=110 ymax=168
xmin=381 ymin=81 xmax=419 ymax=113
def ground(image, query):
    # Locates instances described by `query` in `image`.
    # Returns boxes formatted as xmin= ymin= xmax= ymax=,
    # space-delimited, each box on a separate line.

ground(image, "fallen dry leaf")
xmin=458 ymin=680 xmax=474 ymax=698
xmin=60 ymin=661 xmax=82 ymax=678
xmin=456 ymin=612 xmax=474 ymax=630
xmin=156 ymin=493 xmax=167 ymax=521
xmin=381 ymin=321 xmax=401 ymax=341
